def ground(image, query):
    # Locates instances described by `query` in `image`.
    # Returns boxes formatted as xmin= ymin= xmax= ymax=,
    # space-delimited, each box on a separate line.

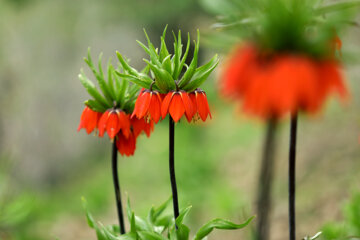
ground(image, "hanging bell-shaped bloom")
xmin=187 ymin=89 xmax=212 ymax=122
xmin=161 ymin=91 xmax=194 ymax=122
xmin=116 ymin=131 xmax=136 ymax=156
xmin=98 ymin=109 xmax=131 ymax=139
xmin=132 ymin=89 xmax=162 ymax=123
xmin=77 ymin=106 xmax=102 ymax=134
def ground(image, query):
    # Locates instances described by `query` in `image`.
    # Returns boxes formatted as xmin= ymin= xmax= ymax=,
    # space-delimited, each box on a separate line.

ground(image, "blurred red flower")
xmin=221 ymin=44 xmax=347 ymax=119
xmin=77 ymin=106 xmax=102 ymax=134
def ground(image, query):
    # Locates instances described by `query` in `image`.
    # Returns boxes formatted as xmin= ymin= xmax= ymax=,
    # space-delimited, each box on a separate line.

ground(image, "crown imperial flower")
xmin=116 ymin=27 xmax=218 ymax=123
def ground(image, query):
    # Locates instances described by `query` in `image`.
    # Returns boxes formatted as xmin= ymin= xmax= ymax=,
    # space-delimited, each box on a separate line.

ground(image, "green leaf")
xmin=174 ymin=33 xmax=190 ymax=80
xmin=84 ymin=50 xmax=113 ymax=104
xmin=116 ymin=52 xmax=141 ymax=77
xmin=175 ymin=206 xmax=192 ymax=226
xmin=162 ymin=54 xmax=173 ymax=75
xmin=107 ymin=59 xmax=116 ymax=100
xmin=176 ymin=224 xmax=190 ymax=240
xmin=116 ymin=72 xmax=152 ymax=90
xmin=148 ymin=196 xmax=172 ymax=223
xmin=79 ymin=70 xmax=110 ymax=109
xmin=159 ymin=25 xmax=169 ymax=62
xmin=138 ymin=231 xmax=168 ymax=240
xmin=81 ymin=197 xmax=95 ymax=229
xmin=84 ymin=99 xmax=106 ymax=112
xmin=145 ymin=60 xmax=175 ymax=92
xmin=143 ymin=29 xmax=162 ymax=66
xmin=178 ymin=30 xmax=200 ymax=88
xmin=183 ymin=55 xmax=219 ymax=91
xmin=193 ymin=216 xmax=254 ymax=240
xmin=315 ymin=0 xmax=360 ymax=15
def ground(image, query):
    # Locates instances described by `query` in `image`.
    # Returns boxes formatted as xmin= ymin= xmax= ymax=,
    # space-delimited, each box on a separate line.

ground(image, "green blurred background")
xmin=0 ymin=0 xmax=360 ymax=239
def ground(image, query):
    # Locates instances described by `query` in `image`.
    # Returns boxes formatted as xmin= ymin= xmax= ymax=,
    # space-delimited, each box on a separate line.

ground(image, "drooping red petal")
xmin=179 ymin=91 xmax=194 ymax=123
xmin=118 ymin=112 xmax=131 ymax=139
xmin=77 ymin=107 xmax=89 ymax=132
xmin=169 ymin=93 xmax=185 ymax=122
xmin=161 ymin=92 xmax=175 ymax=119
xmin=196 ymin=91 xmax=211 ymax=121
xmin=116 ymin=132 xmax=137 ymax=156
xmin=106 ymin=111 xmax=120 ymax=139
xmin=148 ymin=92 xmax=162 ymax=123
xmin=132 ymin=91 xmax=152 ymax=119
xmin=98 ymin=111 xmax=111 ymax=137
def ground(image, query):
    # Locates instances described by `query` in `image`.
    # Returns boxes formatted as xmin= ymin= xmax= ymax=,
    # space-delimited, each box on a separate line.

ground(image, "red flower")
xmin=77 ymin=106 xmax=101 ymax=134
xmin=187 ymin=89 xmax=212 ymax=122
xmin=161 ymin=91 xmax=194 ymax=122
xmin=132 ymin=89 xmax=162 ymax=123
xmin=221 ymin=44 xmax=348 ymax=119
xmin=131 ymin=117 xmax=154 ymax=137
xmin=98 ymin=109 xmax=131 ymax=139
xmin=116 ymin=131 xmax=136 ymax=156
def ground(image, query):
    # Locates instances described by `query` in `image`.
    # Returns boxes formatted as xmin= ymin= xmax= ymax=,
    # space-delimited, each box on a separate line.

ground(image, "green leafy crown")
xmin=116 ymin=26 xmax=219 ymax=93
xmin=79 ymin=49 xmax=140 ymax=113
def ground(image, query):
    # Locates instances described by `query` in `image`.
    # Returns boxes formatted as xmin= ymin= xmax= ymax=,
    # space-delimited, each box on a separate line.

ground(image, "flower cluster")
xmin=117 ymin=28 xmax=217 ymax=123
xmin=132 ymin=88 xmax=211 ymax=123
xmin=222 ymin=44 xmax=347 ymax=118
xmin=77 ymin=50 xmax=154 ymax=156
xmin=215 ymin=0 xmax=356 ymax=119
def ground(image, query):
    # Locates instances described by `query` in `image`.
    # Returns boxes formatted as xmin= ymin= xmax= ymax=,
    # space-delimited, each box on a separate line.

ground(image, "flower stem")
xmin=169 ymin=116 xmax=180 ymax=224
xmin=289 ymin=113 xmax=298 ymax=240
xmin=111 ymin=139 xmax=125 ymax=234
xmin=256 ymin=119 xmax=277 ymax=240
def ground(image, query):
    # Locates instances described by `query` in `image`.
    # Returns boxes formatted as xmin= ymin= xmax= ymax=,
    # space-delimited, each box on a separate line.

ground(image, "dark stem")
xmin=169 ymin=117 xmax=180 ymax=224
xmin=289 ymin=113 xmax=298 ymax=240
xmin=111 ymin=140 xmax=126 ymax=234
xmin=256 ymin=119 xmax=277 ymax=240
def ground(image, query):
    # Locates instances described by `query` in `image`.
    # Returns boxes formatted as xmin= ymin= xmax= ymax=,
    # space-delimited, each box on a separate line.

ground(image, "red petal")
xmin=196 ymin=92 xmax=211 ymax=121
xmin=132 ymin=91 xmax=151 ymax=119
xmin=118 ymin=112 xmax=131 ymax=139
xmin=180 ymin=91 xmax=194 ymax=123
xmin=106 ymin=112 xmax=120 ymax=139
xmin=116 ymin=132 xmax=137 ymax=156
xmin=98 ymin=111 xmax=110 ymax=137
xmin=169 ymin=93 xmax=185 ymax=122
xmin=149 ymin=92 xmax=162 ymax=123
xmin=161 ymin=92 xmax=175 ymax=118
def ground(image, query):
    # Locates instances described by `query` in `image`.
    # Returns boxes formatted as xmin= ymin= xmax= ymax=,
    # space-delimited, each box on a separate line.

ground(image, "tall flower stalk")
xmin=256 ymin=120 xmax=277 ymax=240
xmin=288 ymin=113 xmax=298 ymax=240
xmin=116 ymin=27 xmax=218 ymax=224
xmin=214 ymin=0 xmax=359 ymax=239
xmin=111 ymin=140 xmax=126 ymax=234
xmin=168 ymin=117 xmax=179 ymax=221
xmin=77 ymin=50 xmax=154 ymax=233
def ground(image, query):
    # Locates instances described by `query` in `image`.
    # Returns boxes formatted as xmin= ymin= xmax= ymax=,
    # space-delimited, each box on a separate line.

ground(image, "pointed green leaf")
xmin=116 ymin=72 xmax=152 ymax=89
xmin=144 ymin=60 xmax=175 ymax=91
xmin=175 ymin=33 xmax=190 ymax=80
xmin=315 ymin=0 xmax=360 ymax=15
xmin=175 ymin=206 xmax=192 ymax=226
xmin=84 ymin=99 xmax=107 ymax=113
xmin=84 ymin=50 xmax=113 ymax=103
xmin=183 ymin=55 xmax=219 ymax=91
xmin=138 ymin=231 xmax=168 ymax=240
xmin=193 ymin=216 xmax=254 ymax=240
xmin=107 ymin=59 xmax=116 ymax=100
xmin=81 ymin=197 xmax=95 ymax=229
xmin=178 ymin=31 xmax=200 ymax=87
xmin=79 ymin=71 xmax=110 ymax=109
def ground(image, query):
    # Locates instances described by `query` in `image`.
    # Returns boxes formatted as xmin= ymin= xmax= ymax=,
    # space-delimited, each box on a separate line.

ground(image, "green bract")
xmin=82 ymin=197 xmax=254 ymax=240
xmin=79 ymin=48 xmax=140 ymax=113
xmin=116 ymin=27 xmax=219 ymax=93
xmin=202 ymin=0 xmax=360 ymax=58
